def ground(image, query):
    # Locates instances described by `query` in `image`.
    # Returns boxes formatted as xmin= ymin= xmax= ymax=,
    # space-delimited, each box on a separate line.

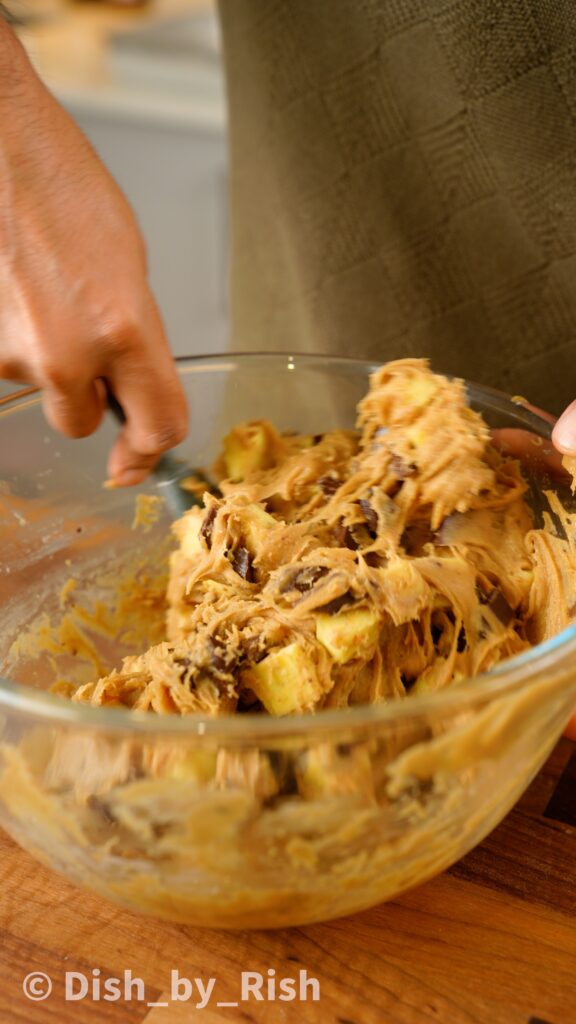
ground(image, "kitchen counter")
xmin=15 ymin=0 xmax=225 ymax=129
xmin=0 ymin=738 xmax=574 ymax=1023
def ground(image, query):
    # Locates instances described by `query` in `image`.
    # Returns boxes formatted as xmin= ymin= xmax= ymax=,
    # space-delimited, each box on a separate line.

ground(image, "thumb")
xmin=552 ymin=400 xmax=576 ymax=455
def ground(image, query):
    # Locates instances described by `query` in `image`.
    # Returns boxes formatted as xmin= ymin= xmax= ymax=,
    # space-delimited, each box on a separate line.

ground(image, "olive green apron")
xmin=218 ymin=0 xmax=576 ymax=413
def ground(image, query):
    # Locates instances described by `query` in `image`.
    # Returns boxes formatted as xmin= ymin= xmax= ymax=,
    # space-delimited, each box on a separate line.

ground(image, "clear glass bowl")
xmin=0 ymin=353 xmax=575 ymax=929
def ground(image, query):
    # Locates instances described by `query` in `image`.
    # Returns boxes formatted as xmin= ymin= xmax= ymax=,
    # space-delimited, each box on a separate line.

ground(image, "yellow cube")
xmin=242 ymin=643 xmax=322 ymax=715
xmin=315 ymin=607 xmax=380 ymax=664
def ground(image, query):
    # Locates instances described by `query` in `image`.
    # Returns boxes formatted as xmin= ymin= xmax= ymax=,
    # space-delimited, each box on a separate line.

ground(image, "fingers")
xmin=106 ymin=375 xmax=188 ymax=486
xmin=491 ymin=428 xmax=569 ymax=481
xmin=106 ymin=379 xmax=188 ymax=486
xmin=10 ymin=301 xmax=187 ymax=487
xmin=104 ymin=330 xmax=188 ymax=487
xmin=42 ymin=376 xmax=106 ymax=438
xmin=552 ymin=400 xmax=576 ymax=455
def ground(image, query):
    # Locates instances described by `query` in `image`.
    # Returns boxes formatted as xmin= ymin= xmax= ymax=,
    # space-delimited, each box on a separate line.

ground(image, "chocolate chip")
xmin=336 ymin=743 xmax=352 ymax=757
xmin=388 ymin=479 xmax=405 ymax=499
xmin=267 ymin=751 xmax=299 ymax=796
xmin=295 ymin=566 xmax=329 ymax=593
xmin=231 ymin=545 xmax=254 ymax=582
xmin=208 ymin=638 xmax=234 ymax=673
xmin=487 ymin=589 xmax=515 ymax=625
xmin=318 ymin=475 xmax=340 ymax=496
xmin=200 ymin=505 xmax=217 ymax=548
xmin=431 ymin=622 xmax=443 ymax=647
xmin=242 ymin=635 xmax=267 ymax=662
xmin=335 ymin=522 xmax=358 ymax=550
xmin=174 ymin=637 xmax=238 ymax=689
xmin=363 ymin=551 xmax=382 ymax=568
xmin=402 ymin=673 xmax=419 ymax=692
xmin=87 ymin=795 xmax=116 ymax=825
xmin=280 ymin=566 xmax=329 ymax=594
xmin=358 ymin=498 xmax=378 ymax=534
xmin=318 ymin=591 xmax=355 ymax=615
xmin=390 ymin=454 xmax=415 ymax=479
xmin=174 ymin=653 xmax=200 ymax=689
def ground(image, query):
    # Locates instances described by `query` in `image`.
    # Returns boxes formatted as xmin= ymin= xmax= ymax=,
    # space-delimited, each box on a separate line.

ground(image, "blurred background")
xmin=9 ymin=0 xmax=229 ymax=366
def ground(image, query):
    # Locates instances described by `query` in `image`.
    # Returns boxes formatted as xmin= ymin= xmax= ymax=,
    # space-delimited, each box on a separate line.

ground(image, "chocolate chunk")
xmin=208 ymin=638 xmax=235 ymax=674
xmin=390 ymin=454 xmax=416 ymax=479
xmin=431 ymin=621 xmax=443 ymax=647
xmin=318 ymin=590 xmax=355 ymax=615
xmin=487 ymin=589 xmax=515 ymax=625
xmin=335 ymin=522 xmax=358 ymax=550
xmin=231 ymin=545 xmax=255 ymax=582
xmin=200 ymin=505 xmax=217 ymax=548
xmin=336 ymin=743 xmax=353 ymax=757
xmin=267 ymin=751 xmax=299 ymax=796
xmin=318 ymin=475 xmax=340 ymax=496
xmin=280 ymin=565 xmax=329 ymax=594
xmin=175 ymin=637 xmax=238 ymax=687
xmin=388 ymin=479 xmax=405 ymax=499
xmin=359 ymin=498 xmax=378 ymax=534
xmin=457 ymin=626 xmax=467 ymax=652
xmin=363 ymin=551 xmax=382 ymax=568
xmin=242 ymin=635 xmax=267 ymax=663
xmin=295 ymin=565 xmax=329 ymax=592
xmin=174 ymin=654 xmax=204 ymax=691
xmin=88 ymin=795 xmax=116 ymax=825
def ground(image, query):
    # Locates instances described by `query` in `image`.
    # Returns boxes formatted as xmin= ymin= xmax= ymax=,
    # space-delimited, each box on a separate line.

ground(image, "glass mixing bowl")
xmin=0 ymin=353 xmax=575 ymax=929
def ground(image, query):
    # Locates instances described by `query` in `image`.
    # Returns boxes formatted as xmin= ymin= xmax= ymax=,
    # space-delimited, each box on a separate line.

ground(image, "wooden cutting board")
xmin=0 ymin=738 xmax=574 ymax=1024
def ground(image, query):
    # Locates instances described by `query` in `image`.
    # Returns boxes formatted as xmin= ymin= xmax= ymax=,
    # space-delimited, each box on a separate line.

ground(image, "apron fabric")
xmin=218 ymin=0 xmax=576 ymax=413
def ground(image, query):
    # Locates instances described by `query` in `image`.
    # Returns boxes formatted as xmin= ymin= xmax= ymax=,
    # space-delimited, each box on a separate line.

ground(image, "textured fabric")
xmin=218 ymin=0 xmax=576 ymax=413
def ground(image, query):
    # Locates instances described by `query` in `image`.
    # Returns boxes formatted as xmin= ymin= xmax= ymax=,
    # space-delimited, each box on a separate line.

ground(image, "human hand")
xmin=0 ymin=23 xmax=187 ymax=486
xmin=552 ymin=400 xmax=576 ymax=460
xmin=492 ymin=396 xmax=576 ymax=482
xmin=491 ymin=398 xmax=576 ymax=741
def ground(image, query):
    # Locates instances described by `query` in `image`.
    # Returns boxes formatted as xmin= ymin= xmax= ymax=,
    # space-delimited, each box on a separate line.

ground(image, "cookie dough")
xmin=71 ymin=359 xmax=576 ymax=717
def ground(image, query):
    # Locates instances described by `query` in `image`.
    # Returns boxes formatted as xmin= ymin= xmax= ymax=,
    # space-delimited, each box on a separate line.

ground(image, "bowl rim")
xmin=1 ymin=351 xmax=575 ymax=739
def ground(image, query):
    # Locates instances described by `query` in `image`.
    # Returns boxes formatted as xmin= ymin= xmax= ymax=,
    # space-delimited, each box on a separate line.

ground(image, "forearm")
xmin=0 ymin=11 xmax=37 ymax=98
xmin=0 ymin=22 xmax=187 ymax=482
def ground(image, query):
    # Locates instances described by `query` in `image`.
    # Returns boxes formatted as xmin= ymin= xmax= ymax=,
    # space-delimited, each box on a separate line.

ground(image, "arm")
xmin=0 ymin=19 xmax=187 ymax=485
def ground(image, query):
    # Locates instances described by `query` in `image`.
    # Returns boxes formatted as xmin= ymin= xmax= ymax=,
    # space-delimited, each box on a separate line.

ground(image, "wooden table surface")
xmin=0 ymin=738 xmax=574 ymax=1024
